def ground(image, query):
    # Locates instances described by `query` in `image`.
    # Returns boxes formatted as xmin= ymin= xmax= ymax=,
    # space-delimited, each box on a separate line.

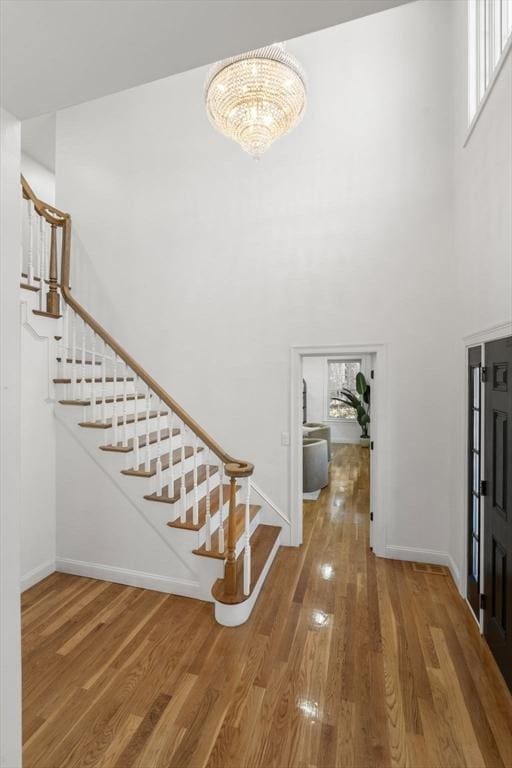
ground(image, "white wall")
xmin=449 ymin=2 xmax=512 ymax=588
xmin=55 ymin=0 xmax=456 ymax=560
xmin=0 ymin=107 xmax=22 ymax=768
xmin=20 ymin=152 xmax=55 ymax=204
xmin=302 ymin=355 xmax=371 ymax=443
xmin=19 ymin=310 xmax=57 ymax=589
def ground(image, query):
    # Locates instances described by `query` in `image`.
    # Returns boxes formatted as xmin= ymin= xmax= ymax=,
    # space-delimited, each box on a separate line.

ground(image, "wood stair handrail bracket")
xmin=20 ymin=175 xmax=254 ymax=597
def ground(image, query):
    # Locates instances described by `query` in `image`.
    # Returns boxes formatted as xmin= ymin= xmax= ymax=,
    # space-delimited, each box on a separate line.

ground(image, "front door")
xmin=483 ymin=335 xmax=512 ymax=690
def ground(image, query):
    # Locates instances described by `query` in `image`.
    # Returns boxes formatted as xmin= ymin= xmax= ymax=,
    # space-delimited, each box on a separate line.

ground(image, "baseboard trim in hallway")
xmin=384 ymin=545 xmax=461 ymax=590
xmin=55 ymin=557 xmax=202 ymax=599
xmin=21 ymin=560 xmax=56 ymax=592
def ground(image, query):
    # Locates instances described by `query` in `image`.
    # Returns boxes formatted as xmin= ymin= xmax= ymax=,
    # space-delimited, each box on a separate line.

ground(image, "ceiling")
xmin=2 ymin=0 xmax=411 ymax=121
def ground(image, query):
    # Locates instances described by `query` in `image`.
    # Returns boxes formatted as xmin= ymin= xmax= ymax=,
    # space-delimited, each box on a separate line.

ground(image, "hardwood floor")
xmin=22 ymin=445 xmax=512 ymax=767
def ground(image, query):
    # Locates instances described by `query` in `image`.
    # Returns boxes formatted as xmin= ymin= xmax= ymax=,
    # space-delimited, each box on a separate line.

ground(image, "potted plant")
xmin=331 ymin=372 xmax=371 ymax=447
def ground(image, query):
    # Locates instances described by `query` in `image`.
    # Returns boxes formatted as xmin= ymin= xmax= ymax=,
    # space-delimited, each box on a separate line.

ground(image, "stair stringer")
xmin=55 ymin=408 xmax=214 ymax=600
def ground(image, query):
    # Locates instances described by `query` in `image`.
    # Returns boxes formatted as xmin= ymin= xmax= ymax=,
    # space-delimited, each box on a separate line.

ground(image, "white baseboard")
xmin=383 ymin=545 xmax=460 ymax=587
xmin=55 ymin=558 xmax=201 ymax=599
xmin=21 ymin=560 xmax=56 ymax=592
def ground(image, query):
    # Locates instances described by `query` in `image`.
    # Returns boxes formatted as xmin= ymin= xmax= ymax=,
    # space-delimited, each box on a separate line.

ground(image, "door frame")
xmin=290 ymin=343 xmax=388 ymax=555
xmin=462 ymin=321 xmax=512 ymax=631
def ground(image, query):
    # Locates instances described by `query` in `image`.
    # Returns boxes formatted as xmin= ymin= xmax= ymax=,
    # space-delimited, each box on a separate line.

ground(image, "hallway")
xmin=22 ymin=445 xmax=512 ymax=767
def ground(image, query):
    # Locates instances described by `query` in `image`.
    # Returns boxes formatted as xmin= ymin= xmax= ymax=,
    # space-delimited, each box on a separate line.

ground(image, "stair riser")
xmin=195 ymin=507 xmax=260 ymax=555
xmin=87 ymin=397 xmax=152 ymax=420
xmin=124 ymin=452 xmax=207 ymax=494
xmin=159 ymin=473 xmax=221 ymax=521
xmin=99 ymin=414 xmax=169 ymax=442
xmin=57 ymin=362 xmax=104 ymax=378
xmin=60 ymin=397 xmax=151 ymax=418
xmin=120 ymin=434 xmax=183 ymax=466
xmin=55 ymin=381 xmax=138 ymax=398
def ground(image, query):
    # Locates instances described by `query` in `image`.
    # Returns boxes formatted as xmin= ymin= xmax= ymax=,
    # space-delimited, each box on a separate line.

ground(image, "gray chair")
xmin=303 ymin=438 xmax=329 ymax=492
xmin=303 ymin=422 xmax=332 ymax=460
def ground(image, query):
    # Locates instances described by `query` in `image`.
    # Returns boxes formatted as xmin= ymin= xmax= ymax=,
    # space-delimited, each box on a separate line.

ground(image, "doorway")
xmin=482 ymin=335 xmax=512 ymax=690
xmin=466 ymin=332 xmax=512 ymax=691
xmin=290 ymin=344 xmax=387 ymax=555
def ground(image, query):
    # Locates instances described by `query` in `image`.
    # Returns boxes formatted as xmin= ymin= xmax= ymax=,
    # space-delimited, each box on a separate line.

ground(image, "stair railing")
xmin=20 ymin=175 xmax=254 ymax=598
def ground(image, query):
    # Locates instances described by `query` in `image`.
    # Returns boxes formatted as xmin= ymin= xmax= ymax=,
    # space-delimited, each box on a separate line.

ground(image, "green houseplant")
xmin=332 ymin=372 xmax=371 ymax=446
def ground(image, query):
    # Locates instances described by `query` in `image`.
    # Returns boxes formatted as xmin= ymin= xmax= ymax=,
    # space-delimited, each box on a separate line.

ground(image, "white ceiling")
xmin=2 ymin=0 xmax=411 ymax=120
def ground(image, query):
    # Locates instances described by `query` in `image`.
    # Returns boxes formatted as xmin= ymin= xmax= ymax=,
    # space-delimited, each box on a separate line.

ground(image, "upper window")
xmin=327 ymin=359 xmax=361 ymax=420
xmin=468 ymin=0 xmax=512 ymax=126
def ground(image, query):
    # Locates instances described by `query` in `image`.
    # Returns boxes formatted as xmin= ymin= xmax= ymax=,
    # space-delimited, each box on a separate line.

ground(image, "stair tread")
xmin=20 ymin=282 xmax=40 ymax=292
xmin=59 ymin=394 xmax=146 ymax=406
xmin=56 ymin=357 xmax=102 ymax=365
xmin=122 ymin=445 xmax=203 ymax=477
xmin=100 ymin=427 xmax=180 ymax=453
xmin=168 ymin=484 xmax=239 ymax=531
xmin=192 ymin=504 xmax=260 ymax=559
xmin=79 ymin=410 xmax=166 ymax=429
xmin=33 ymin=309 xmax=61 ymax=319
xmin=144 ymin=465 xmax=218 ymax=504
xmin=211 ymin=524 xmax=281 ymax=605
xmin=54 ymin=376 xmax=134 ymax=383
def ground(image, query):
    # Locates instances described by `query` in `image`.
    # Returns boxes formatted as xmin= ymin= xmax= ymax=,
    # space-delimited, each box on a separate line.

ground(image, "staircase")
xmin=19 ymin=175 xmax=283 ymax=626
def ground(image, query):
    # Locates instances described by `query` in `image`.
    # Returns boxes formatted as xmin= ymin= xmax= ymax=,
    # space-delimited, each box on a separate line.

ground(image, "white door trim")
xmin=462 ymin=320 xmax=512 ymax=632
xmin=290 ymin=343 xmax=388 ymax=555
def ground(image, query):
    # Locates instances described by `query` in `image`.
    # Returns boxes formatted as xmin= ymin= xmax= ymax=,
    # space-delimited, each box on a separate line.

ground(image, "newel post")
xmin=224 ymin=460 xmax=255 ymax=596
xmin=46 ymin=223 xmax=60 ymax=316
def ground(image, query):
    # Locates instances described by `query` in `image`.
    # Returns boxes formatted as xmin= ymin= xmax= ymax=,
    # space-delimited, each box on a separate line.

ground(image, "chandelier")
xmin=205 ymin=44 xmax=307 ymax=157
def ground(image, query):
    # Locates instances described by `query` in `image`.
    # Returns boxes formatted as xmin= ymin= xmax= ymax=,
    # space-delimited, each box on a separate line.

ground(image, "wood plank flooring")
xmin=22 ymin=445 xmax=512 ymax=767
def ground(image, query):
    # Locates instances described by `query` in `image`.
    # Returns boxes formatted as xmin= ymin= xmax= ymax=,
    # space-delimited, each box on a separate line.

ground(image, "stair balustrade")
xmin=20 ymin=175 xmax=256 ymax=601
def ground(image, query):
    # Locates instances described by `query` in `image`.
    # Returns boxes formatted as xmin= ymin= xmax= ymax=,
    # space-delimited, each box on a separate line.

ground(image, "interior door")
xmin=467 ymin=345 xmax=482 ymax=618
xmin=483 ymin=335 xmax=512 ymax=690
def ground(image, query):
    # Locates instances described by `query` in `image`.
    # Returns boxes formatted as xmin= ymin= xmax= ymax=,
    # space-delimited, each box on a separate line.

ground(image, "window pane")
xmin=473 ymin=410 xmax=480 ymax=451
xmin=329 ymin=399 xmax=356 ymax=420
xmin=472 ymin=537 xmax=479 ymax=581
xmin=473 ymin=452 xmax=480 ymax=494
xmin=469 ymin=0 xmax=512 ymax=125
xmin=473 ymin=366 xmax=480 ymax=408
xmin=504 ymin=0 xmax=512 ymax=45
xmin=328 ymin=360 xmax=361 ymax=420
xmin=473 ymin=494 xmax=479 ymax=537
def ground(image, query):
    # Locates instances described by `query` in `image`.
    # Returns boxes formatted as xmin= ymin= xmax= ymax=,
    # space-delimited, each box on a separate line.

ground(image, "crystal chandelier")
xmin=205 ymin=44 xmax=306 ymax=157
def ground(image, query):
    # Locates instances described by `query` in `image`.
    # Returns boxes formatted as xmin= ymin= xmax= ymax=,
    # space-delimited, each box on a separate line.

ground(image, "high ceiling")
xmin=1 ymin=0 xmax=411 ymax=120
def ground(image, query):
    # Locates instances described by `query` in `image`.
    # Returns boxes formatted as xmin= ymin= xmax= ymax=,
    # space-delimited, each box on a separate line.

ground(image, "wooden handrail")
xmin=21 ymin=174 xmax=254 ymax=480
xmin=21 ymin=175 xmax=68 ymax=227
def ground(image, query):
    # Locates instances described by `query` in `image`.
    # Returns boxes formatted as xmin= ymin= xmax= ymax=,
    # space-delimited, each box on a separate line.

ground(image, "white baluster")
xmin=218 ymin=463 xmax=225 ymax=554
xmin=38 ymin=217 xmax=44 ymax=309
xmin=112 ymin=354 xmax=119 ymax=445
xmin=90 ymin=332 xmax=97 ymax=422
xmin=155 ymin=397 xmax=163 ymax=493
xmin=80 ymin=318 xmax=86 ymax=401
xmin=243 ymin=476 xmax=252 ymax=596
xmin=71 ymin=310 xmax=77 ymax=400
xmin=101 ymin=340 xmax=107 ymax=425
xmin=59 ymin=303 xmax=68 ymax=380
xmin=122 ymin=361 xmax=129 ymax=447
xmin=41 ymin=222 xmax=49 ymax=311
xmin=133 ymin=376 xmax=140 ymax=470
xmin=192 ymin=433 xmax=199 ymax=526
xmin=180 ymin=423 xmax=187 ymax=522
xmin=27 ymin=200 xmax=34 ymax=285
xmin=167 ymin=412 xmax=175 ymax=495
xmin=205 ymin=450 xmax=211 ymax=551
xmin=144 ymin=384 xmax=151 ymax=471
